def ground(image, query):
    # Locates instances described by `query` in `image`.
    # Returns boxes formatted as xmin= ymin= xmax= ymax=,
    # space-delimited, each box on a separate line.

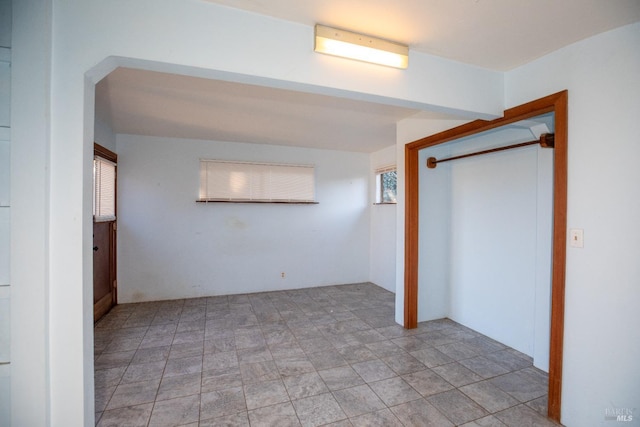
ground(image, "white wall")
xmin=116 ymin=134 xmax=370 ymax=302
xmin=94 ymin=117 xmax=115 ymax=152
xmin=369 ymin=145 xmax=397 ymax=292
xmin=533 ymin=141 xmax=553 ymax=372
xmin=10 ymin=1 xmax=51 ymax=426
xmin=505 ymin=23 xmax=640 ymax=426
xmin=0 ymin=1 xmax=11 ymax=425
xmin=417 ymin=143 xmax=452 ymax=322
xmin=449 ymin=129 xmax=550 ymax=363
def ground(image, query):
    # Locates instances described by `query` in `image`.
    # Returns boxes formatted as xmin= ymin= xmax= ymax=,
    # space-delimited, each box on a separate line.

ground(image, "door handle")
xmin=93 ymin=246 xmax=99 ymax=252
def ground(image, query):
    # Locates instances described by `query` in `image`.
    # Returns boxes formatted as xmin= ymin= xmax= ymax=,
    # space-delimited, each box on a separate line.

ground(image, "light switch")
xmin=570 ymin=228 xmax=584 ymax=248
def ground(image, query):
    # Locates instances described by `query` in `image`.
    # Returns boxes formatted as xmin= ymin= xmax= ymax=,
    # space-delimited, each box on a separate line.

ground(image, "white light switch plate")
xmin=570 ymin=228 xmax=584 ymax=248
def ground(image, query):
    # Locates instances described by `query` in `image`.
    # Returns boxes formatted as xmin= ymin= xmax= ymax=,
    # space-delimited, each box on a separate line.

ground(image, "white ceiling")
xmin=95 ymin=68 xmax=427 ymax=153
xmin=95 ymin=0 xmax=640 ymax=153
xmin=204 ymin=0 xmax=640 ymax=71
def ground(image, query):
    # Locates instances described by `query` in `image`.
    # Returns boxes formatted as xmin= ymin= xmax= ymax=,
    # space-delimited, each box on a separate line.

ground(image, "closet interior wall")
xmin=417 ymin=121 xmax=554 ymax=372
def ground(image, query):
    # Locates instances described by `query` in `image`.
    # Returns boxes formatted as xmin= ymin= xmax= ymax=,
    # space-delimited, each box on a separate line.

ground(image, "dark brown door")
xmin=93 ymin=221 xmax=116 ymax=320
xmin=93 ymin=143 xmax=118 ymax=322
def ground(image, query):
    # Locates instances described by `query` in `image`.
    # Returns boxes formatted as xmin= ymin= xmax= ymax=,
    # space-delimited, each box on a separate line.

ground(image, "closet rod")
xmin=426 ymin=133 xmax=554 ymax=169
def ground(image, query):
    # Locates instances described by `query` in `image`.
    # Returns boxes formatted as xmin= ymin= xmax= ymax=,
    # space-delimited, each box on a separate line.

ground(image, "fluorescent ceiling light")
xmin=314 ymin=24 xmax=409 ymax=69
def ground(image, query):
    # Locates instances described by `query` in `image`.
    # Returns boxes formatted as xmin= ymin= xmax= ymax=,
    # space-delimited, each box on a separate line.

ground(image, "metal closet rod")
xmin=426 ymin=133 xmax=555 ymax=169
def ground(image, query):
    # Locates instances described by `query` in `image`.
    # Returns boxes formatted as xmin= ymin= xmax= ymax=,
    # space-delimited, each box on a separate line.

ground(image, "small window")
xmin=375 ymin=165 xmax=397 ymax=204
xmin=199 ymin=160 xmax=316 ymax=203
xmin=93 ymin=156 xmax=116 ymax=221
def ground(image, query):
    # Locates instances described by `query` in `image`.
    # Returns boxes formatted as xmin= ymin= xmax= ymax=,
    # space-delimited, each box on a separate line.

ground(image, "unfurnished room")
xmin=2 ymin=1 xmax=640 ymax=426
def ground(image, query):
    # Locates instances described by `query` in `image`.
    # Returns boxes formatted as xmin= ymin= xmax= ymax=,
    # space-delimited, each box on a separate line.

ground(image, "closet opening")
xmin=404 ymin=91 xmax=568 ymax=421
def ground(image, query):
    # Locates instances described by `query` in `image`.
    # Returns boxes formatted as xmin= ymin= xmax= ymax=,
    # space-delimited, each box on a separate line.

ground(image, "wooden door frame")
xmin=94 ymin=143 xmax=118 ymax=320
xmin=403 ymin=91 xmax=567 ymax=422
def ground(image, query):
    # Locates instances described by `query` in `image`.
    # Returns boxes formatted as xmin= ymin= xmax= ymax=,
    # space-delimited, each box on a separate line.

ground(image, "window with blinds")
xmin=93 ymin=156 xmax=116 ymax=221
xmin=199 ymin=160 xmax=316 ymax=203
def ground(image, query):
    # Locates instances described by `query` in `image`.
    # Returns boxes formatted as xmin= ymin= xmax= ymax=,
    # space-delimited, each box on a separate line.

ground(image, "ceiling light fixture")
xmin=314 ymin=24 xmax=409 ymax=69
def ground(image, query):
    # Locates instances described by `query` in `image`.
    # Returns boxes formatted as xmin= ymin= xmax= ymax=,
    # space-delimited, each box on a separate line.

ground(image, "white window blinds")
xmin=199 ymin=160 xmax=316 ymax=203
xmin=93 ymin=156 xmax=116 ymax=221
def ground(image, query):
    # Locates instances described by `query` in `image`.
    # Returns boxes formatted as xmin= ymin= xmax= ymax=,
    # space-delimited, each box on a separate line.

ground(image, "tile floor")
xmin=94 ymin=283 xmax=561 ymax=426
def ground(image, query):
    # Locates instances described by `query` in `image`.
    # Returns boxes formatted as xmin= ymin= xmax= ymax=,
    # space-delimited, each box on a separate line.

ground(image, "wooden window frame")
xmin=403 ymin=91 xmax=567 ymax=422
xmin=94 ymin=143 xmax=118 ymax=166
